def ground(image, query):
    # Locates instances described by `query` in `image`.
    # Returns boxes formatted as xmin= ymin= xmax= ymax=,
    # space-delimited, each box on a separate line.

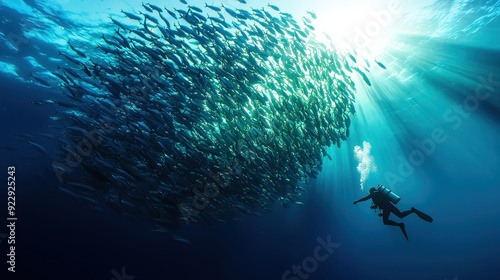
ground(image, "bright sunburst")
xmin=312 ymin=0 xmax=405 ymax=57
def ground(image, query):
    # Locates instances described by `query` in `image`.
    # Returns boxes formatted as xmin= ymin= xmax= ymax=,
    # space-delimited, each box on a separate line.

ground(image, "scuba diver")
xmin=353 ymin=185 xmax=433 ymax=241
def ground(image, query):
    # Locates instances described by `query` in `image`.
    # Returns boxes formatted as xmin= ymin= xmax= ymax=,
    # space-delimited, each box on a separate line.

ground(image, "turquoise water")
xmin=1 ymin=0 xmax=500 ymax=279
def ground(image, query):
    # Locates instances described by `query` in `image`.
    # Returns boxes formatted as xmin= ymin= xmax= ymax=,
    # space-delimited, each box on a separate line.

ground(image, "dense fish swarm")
xmin=47 ymin=1 xmax=366 ymax=234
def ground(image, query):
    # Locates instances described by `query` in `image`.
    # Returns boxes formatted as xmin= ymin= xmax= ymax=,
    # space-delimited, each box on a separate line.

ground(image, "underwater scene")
xmin=0 ymin=0 xmax=499 ymax=279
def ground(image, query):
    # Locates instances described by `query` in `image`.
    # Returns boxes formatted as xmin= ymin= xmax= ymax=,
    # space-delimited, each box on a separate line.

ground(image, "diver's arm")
xmin=353 ymin=194 xmax=371 ymax=205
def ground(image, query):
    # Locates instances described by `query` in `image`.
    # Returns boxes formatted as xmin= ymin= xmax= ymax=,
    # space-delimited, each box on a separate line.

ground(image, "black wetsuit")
xmin=371 ymin=192 xmax=413 ymax=226
xmin=354 ymin=190 xmax=433 ymax=241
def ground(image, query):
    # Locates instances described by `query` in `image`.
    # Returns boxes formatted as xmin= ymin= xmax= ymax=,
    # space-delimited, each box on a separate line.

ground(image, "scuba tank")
xmin=377 ymin=184 xmax=401 ymax=204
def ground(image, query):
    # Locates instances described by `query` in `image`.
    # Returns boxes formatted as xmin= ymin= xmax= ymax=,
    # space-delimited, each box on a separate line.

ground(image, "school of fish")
xmin=40 ymin=0 xmax=374 ymax=237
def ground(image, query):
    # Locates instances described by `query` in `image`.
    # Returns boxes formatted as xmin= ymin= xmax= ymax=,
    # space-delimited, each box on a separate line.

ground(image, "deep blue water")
xmin=1 ymin=0 xmax=500 ymax=279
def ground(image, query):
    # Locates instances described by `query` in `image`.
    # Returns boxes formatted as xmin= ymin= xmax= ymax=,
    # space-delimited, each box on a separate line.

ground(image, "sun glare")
xmin=313 ymin=0 xmax=404 ymax=58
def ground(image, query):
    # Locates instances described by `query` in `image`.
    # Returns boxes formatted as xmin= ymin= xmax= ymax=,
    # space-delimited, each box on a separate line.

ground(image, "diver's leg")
xmin=382 ymin=209 xmax=399 ymax=226
xmin=383 ymin=209 xmax=409 ymax=241
xmin=392 ymin=206 xmax=413 ymax=219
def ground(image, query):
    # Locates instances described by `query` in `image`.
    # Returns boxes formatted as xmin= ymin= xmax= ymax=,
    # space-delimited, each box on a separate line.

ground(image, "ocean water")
xmin=1 ymin=0 xmax=500 ymax=279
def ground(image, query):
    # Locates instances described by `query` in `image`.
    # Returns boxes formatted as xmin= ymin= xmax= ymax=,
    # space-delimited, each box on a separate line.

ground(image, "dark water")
xmin=1 ymin=0 xmax=500 ymax=279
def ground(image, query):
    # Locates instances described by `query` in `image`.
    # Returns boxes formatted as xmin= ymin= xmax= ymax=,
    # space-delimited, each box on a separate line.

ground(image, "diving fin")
xmin=400 ymin=223 xmax=409 ymax=241
xmin=412 ymin=207 xmax=433 ymax=223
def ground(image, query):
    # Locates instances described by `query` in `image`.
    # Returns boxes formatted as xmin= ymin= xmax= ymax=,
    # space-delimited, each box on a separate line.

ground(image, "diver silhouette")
xmin=353 ymin=186 xmax=433 ymax=241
